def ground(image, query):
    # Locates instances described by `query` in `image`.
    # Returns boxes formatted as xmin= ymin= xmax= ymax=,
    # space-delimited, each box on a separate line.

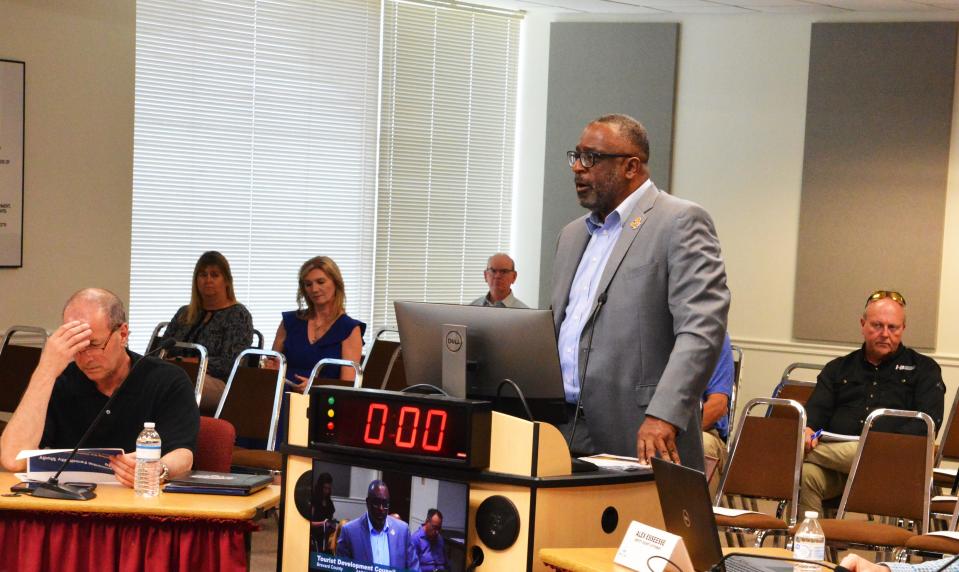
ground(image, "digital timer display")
xmin=362 ymin=403 xmax=448 ymax=451
xmin=310 ymin=386 xmax=491 ymax=468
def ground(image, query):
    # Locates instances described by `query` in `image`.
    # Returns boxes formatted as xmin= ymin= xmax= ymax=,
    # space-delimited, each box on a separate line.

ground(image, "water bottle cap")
xmin=144 ymin=422 xmax=156 ymax=428
xmin=804 ymin=510 xmax=819 ymax=519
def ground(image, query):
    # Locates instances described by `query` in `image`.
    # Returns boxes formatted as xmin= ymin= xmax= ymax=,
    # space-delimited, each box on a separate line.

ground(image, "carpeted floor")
xmin=250 ymin=513 xmax=279 ymax=571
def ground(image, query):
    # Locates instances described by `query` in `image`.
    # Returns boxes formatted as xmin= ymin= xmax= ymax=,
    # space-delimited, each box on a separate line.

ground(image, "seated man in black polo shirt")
xmin=0 ymin=288 xmax=199 ymax=486
xmin=798 ymin=290 xmax=944 ymax=515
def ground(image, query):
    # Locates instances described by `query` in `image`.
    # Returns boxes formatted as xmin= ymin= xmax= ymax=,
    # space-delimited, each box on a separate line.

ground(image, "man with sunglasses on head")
xmin=0 ymin=288 xmax=199 ymax=487
xmin=470 ymin=253 xmax=529 ymax=309
xmin=798 ymin=290 xmax=944 ymax=516
xmin=552 ymin=114 xmax=730 ymax=469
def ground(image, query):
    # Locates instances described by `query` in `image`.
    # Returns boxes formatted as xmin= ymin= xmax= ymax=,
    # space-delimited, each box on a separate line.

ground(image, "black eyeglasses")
xmin=485 ymin=268 xmax=514 ymax=276
xmin=866 ymin=290 xmax=906 ymax=307
xmin=567 ymin=150 xmax=636 ymax=168
xmin=367 ymin=499 xmax=390 ymax=509
xmin=81 ymin=327 xmax=119 ymax=354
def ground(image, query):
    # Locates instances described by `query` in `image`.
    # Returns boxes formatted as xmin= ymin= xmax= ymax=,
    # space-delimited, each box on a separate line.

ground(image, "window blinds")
xmin=132 ymin=0 xmax=380 ymax=351
xmin=132 ymin=0 xmax=521 ymax=350
xmin=372 ymin=0 xmax=521 ymax=331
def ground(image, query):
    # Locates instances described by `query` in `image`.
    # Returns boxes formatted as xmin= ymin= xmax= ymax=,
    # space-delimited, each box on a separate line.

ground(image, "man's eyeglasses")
xmin=485 ymin=268 xmax=514 ymax=276
xmin=82 ymin=327 xmax=119 ymax=353
xmin=567 ymin=150 xmax=636 ymax=169
xmin=866 ymin=290 xmax=906 ymax=307
xmin=367 ymin=499 xmax=390 ymax=509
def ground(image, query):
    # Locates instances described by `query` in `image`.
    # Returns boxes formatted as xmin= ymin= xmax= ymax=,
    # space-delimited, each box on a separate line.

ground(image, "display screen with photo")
xmin=308 ymin=459 xmax=469 ymax=572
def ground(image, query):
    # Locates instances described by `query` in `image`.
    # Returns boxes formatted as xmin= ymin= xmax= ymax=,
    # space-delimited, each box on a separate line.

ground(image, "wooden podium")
xmin=279 ymin=391 xmax=661 ymax=572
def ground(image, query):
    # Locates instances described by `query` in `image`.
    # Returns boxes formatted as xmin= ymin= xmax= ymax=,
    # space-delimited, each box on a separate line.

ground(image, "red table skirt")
xmin=0 ymin=510 xmax=259 ymax=572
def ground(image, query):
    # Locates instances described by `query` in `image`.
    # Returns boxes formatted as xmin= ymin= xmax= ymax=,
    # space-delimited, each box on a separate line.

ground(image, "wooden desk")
xmin=0 ymin=472 xmax=280 ymax=572
xmin=539 ymin=547 xmax=795 ymax=572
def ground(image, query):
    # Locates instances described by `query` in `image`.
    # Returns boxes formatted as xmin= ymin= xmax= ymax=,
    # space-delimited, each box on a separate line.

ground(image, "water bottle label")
xmin=793 ymin=541 xmax=825 ymax=561
xmin=137 ymin=444 xmax=161 ymax=461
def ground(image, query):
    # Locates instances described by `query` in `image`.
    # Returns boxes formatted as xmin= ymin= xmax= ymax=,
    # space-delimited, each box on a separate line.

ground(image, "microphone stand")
xmin=567 ymin=292 xmax=608 ymax=453
xmin=31 ymin=338 xmax=176 ymax=500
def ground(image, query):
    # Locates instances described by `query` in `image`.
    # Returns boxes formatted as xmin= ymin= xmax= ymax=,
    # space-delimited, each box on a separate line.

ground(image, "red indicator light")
xmin=327 ymin=421 xmax=334 ymax=431
xmin=456 ymin=452 xmax=466 ymax=458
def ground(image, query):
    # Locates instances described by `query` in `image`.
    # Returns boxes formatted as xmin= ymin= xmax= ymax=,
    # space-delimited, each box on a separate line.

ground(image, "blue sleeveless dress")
xmin=280 ymin=311 xmax=367 ymax=381
xmin=260 ymin=312 xmax=366 ymax=450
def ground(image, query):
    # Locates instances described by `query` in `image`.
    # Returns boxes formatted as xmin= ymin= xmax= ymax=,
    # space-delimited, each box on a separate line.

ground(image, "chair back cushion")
xmin=769 ymin=382 xmax=815 ymax=418
xmin=939 ymin=400 xmax=959 ymax=461
xmin=195 ymin=416 xmax=237 ymax=472
xmin=844 ymin=431 xmax=928 ymax=521
xmin=723 ymin=416 xmax=801 ymax=499
xmin=362 ymin=339 xmax=406 ymax=391
xmin=0 ymin=345 xmax=42 ymax=412
xmin=167 ymin=359 xmax=201 ymax=392
xmin=220 ymin=366 xmax=282 ymax=440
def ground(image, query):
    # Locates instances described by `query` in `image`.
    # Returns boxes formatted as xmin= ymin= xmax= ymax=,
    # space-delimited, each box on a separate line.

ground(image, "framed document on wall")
xmin=0 ymin=59 xmax=24 ymax=268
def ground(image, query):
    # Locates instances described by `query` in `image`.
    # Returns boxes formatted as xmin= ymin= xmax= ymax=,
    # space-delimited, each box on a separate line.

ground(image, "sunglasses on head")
xmin=866 ymin=290 xmax=906 ymax=307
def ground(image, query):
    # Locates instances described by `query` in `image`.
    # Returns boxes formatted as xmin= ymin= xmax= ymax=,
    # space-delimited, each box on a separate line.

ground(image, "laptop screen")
xmin=651 ymin=457 xmax=724 ymax=572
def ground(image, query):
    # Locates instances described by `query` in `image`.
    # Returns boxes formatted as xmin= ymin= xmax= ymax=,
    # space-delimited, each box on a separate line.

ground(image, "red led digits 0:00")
xmin=363 ymin=403 xmax=448 ymax=451
xmin=311 ymin=387 xmax=491 ymax=468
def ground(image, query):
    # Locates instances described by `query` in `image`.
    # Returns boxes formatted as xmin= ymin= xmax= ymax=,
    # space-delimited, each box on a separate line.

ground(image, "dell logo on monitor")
xmin=446 ymin=331 xmax=463 ymax=352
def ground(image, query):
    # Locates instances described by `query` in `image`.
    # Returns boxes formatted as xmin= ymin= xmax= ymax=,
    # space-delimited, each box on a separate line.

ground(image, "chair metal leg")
xmin=754 ymin=530 xmax=769 ymax=548
xmin=734 ymin=496 xmax=749 ymax=547
xmin=724 ymin=530 xmax=738 ymax=548
xmin=775 ymin=500 xmax=787 ymax=519
xmin=827 ymin=546 xmax=839 ymax=563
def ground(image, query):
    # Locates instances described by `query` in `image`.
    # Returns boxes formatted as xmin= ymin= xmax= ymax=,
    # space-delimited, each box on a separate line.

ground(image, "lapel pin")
xmin=629 ymin=216 xmax=643 ymax=229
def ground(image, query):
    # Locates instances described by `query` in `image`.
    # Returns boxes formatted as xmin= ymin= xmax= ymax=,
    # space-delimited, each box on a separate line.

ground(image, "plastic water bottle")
xmin=134 ymin=422 xmax=162 ymax=497
xmin=792 ymin=510 xmax=825 ymax=572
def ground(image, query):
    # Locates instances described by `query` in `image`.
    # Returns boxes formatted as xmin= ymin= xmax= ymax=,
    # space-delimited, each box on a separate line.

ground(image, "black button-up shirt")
xmin=805 ymin=344 xmax=944 ymax=436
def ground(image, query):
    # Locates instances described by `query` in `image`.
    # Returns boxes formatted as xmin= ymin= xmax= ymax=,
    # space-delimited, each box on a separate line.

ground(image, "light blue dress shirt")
xmin=557 ymin=180 xmax=653 ymax=404
xmin=367 ymin=518 xmax=391 ymax=566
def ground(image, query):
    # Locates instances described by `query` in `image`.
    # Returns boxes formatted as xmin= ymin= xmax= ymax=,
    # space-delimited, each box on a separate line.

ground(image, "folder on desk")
xmin=164 ymin=471 xmax=272 ymax=496
xmin=17 ymin=448 xmax=123 ymax=484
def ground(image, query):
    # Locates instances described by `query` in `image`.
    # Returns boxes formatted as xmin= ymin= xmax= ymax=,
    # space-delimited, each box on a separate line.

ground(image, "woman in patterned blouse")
xmin=162 ymin=251 xmax=254 ymax=414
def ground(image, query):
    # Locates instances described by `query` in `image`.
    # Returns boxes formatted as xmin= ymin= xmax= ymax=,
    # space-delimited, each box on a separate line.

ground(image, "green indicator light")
xmin=328 ymin=397 xmax=335 ymax=405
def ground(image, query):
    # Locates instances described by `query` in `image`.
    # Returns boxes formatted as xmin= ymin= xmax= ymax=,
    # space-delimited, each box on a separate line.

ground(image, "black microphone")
xmin=567 ymin=291 xmax=608 ymax=455
xmin=31 ymin=337 xmax=177 ymax=501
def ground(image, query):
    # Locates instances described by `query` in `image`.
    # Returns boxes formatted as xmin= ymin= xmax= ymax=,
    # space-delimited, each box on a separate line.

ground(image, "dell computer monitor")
xmin=393 ymin=301 xmax=566 ymax=423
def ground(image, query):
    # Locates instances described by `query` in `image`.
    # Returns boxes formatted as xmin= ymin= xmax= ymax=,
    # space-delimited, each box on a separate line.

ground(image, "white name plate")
xmin=614 ymin=521 xmax=694 ymax=572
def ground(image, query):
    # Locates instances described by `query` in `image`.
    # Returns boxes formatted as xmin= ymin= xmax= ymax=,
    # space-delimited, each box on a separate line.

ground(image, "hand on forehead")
xmin=63 ymin=301 xmax=108 ymax=331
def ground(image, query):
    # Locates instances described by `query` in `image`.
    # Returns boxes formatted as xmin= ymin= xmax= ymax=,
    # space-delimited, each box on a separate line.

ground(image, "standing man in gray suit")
xmin=552 ymin=114 xmax=729 ymax=469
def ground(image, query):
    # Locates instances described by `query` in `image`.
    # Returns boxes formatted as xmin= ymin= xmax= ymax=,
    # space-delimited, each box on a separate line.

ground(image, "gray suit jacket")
xmin=551 ymin=183 xmax=730 ymax=469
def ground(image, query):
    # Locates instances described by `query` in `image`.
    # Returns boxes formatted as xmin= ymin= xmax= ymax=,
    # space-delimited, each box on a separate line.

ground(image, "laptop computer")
xmin=652 ymin=457 xmax=725 ymax=572
xmin=164 ymin=471 xmax=273 ymax=496
xmin=651 ymin=458 xmax=819 ymax=572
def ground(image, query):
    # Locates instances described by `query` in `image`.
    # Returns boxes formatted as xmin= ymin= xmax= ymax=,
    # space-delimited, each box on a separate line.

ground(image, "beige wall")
xmin=0 ymin=0 xmax=134 ymax=334
xmin=512 ymin=11 xmax=959 ymax=425
xmin=670 ymin=14 xmax=959 ymax=418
